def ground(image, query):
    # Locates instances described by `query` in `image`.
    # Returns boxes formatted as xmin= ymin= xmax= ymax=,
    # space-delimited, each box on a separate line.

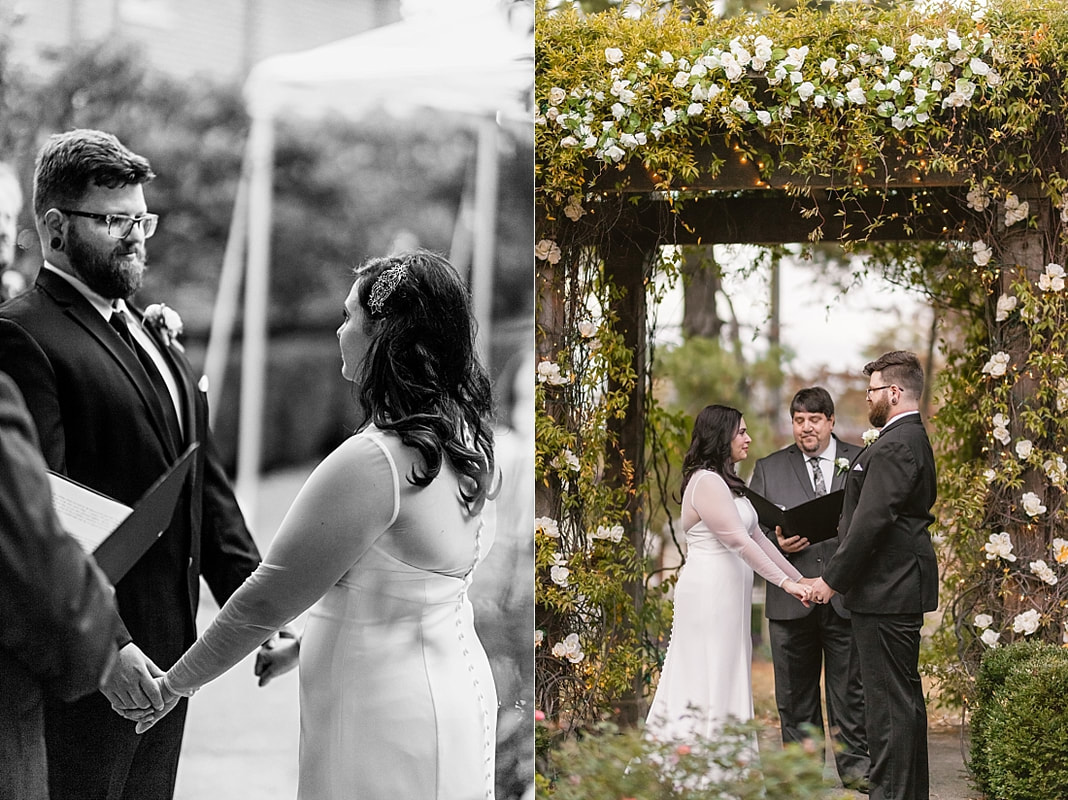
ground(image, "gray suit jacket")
xmin=749 ymin=435 xmax=861 ymax=621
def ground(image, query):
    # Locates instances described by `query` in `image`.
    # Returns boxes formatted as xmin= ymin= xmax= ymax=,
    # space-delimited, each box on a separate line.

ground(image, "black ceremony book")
xmin=48 ymin=444 xmax=198 ymax=583
xmin=742 ymin=486 xmax=844 ymax=544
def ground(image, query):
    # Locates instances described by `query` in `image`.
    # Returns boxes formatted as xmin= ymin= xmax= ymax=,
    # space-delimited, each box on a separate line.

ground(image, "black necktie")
xmin=809 ymin=456 xmax=827 ymax=496
xmin=109 ymin=310 xmax=183 ymax=446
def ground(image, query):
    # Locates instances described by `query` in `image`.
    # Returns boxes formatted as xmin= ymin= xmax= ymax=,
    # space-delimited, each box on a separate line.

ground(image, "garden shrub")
xmin=538 ymin=719 xmax=849 ymax=800
xmin=971 ymin=641 xmax=1068 ymax=799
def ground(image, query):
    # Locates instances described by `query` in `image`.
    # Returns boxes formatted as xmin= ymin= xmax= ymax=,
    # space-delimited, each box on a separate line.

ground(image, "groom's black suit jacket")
xmin=749 ymin=434 xmax=861 ymax=621
xmin=0 ymin=269 xmax=261 ymax=793
xmin=823 ymin=413 xmax=938 ymax=614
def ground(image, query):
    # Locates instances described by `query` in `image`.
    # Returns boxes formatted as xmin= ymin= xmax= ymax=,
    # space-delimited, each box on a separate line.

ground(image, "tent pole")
xmin=470 ymin=117 xmax=499 ymax=364
xmin=204 ymin=138 xmax=251 ymax=415
xmin=235 ymin=110 xmax=274 ymax=522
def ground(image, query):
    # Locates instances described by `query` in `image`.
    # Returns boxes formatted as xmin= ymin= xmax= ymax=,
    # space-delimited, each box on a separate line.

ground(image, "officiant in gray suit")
xmin=748 ymin=387 xmax=870 ymax=792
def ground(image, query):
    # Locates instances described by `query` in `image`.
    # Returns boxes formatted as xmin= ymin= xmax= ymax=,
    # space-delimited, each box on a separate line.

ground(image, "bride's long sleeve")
xmin=165 ymin=435 xmax=397 ymax=696
xmin=689 ymin=471 xmax=803 ymax=587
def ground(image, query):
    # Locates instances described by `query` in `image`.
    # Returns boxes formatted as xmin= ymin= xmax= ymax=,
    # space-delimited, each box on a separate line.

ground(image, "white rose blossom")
xmin=966 ymin=185 xmax=990 ymax=212
xmin=535 ymin=517 xmax=560 ymax=538
xmin=983 ymin=531 xmax=1016 ymax=562
xmin=1058 ymin=378 xmax=1068 ymax=413
xmin=605 ymin=47 xmax=624 ymax=65
xmin=1029 ymin=559 xmax=1058 ymax=586
xmin=1038 ymin=263 xmax=1066 ymax=292
xmin=995 ymin=294 xmax=1016 ymax=322
xmin=536 ymin=360 xmax=568 ymax=386
xmin=1044 ymin=456 xmax=1067 ymax=488
xmin=1003 ymin=193 xmax=1029 ymax=226
xmin=981 ymin=351 xmax=1010 ymax=378
xmin=593 ymin=524 xmax=625 ymax=543
xmin=535 ymin=239 xmax=561 ymax=264
xmin=1015 ymin=439 xmax=1033 ymax=460
xmin=1012 ymin=609 xmax=1041 ymax=636
xmin=549 ymin=558 xmax=570 ymax=588
xmin=551 ymin=632 xmax=584 ymax=664
xmin=983 ymin=468 xmax=997 ymax=483
xmin=535 ymin=629 xmax=543 ymax=648
xmin=974 ymin=613 xmax=993 ymax=629
xmin=972 ymin=240 xmax=992 ymax=266
xmin=862 ymin=428 xmax=880 ymax=446
xmin=577 ymin=320 xmax=597 ymax=338
xmin=1052 ymin=537 xmax=1068 ymax=565
xmin=1021 ymin=491 xmax=1047 ymax=517
xmin=980 ymin=629 xmax=1000 ymax=648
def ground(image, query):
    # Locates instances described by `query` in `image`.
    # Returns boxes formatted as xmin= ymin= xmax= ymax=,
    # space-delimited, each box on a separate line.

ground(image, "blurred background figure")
xmin=0 ymin=161 xmax=26 ymax=301
xmin=0 ymin=370 xmax=121 ymax=800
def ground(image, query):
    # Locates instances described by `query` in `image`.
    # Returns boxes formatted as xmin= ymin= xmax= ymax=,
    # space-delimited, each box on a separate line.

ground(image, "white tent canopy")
xmin=206 ymin=1 xmax=532 ymax=518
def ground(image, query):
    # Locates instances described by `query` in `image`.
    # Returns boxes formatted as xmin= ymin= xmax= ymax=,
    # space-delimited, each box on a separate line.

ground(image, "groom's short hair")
xmin=790 ymin=386 xmax=834 ymax=419
xmin=864 ymin=350 xmax=924 ymax=397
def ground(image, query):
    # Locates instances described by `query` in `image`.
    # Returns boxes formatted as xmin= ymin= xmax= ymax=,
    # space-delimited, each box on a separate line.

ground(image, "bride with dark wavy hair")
xmin=123 ymin=250 xmax=501 ymax=799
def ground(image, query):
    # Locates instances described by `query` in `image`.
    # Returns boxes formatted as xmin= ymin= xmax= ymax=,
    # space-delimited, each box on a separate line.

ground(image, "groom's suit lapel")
xmin=38 ymin=270 xmax=179 ymax=460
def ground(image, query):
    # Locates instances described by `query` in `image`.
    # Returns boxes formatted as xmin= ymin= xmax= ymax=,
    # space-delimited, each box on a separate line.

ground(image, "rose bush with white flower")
xmin=984 ymin=531 xmax=1016 ymax=562
xmin=1021 ymin=492 xmax=1047 ymax=517
xmin=1011 ymin=609 xmax=1041 ymax=636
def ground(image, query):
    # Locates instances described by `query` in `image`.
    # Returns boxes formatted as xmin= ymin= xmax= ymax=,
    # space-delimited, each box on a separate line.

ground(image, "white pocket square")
xmin=852 ymin=463 xmax=864 ymax=471
xmin=198 ymin=375 xmax=210 ymax=393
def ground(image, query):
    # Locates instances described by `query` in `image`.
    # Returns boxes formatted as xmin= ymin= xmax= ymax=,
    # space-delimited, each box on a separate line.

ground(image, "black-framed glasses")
xmin=865 ymin=384 xmax=893 ymax=397
xmin=57 ymin=208 xmax=159 ymax=239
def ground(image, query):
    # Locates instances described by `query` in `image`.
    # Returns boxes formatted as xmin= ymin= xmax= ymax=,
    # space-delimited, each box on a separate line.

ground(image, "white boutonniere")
xmin=862 ymin=428 xmax=880 ymax=447
xmin=835 ymin=457 xmax=851 ymax=475
xmin=143 ymin=303 xmax=184 ymax=347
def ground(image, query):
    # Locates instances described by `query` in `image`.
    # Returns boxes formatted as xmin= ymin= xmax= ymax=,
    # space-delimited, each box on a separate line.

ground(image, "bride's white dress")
xmin=166 ymin=426 xmax=497 ymax=800
xmin=645 ymin=469 xmax=801 ymax=744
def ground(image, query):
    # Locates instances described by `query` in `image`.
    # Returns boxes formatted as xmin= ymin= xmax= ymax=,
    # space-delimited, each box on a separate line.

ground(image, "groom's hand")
xmin=255 ymin=628 xmax=300 ymax=687
xmin=809 ymin=577 xmax=836 ymax=604
xmin=101 ymin=642 xmax=165 ymax=711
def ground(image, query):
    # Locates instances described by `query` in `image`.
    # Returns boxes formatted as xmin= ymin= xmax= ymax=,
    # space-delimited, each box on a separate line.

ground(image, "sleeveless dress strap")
xmin=361 ymin=427 xmax=400 ymax=528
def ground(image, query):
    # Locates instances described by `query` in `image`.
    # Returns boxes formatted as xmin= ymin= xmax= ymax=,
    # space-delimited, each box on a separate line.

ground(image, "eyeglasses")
xmin=58 ymin=208 xmax=159 ymax=239
xmin=865 ymin=384 xmax=893 ymax=397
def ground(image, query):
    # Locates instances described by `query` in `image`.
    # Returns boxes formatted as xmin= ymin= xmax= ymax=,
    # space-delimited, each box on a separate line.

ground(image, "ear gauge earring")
xmin=50 ymin=237 xmax=62 ymax=250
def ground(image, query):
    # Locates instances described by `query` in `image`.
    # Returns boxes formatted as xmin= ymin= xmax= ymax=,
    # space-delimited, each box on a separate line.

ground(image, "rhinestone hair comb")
xmin=368 ymin=262 xmax=408 ymax=315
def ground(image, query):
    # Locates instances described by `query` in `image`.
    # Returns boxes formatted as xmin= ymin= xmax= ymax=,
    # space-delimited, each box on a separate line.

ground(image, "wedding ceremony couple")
xmin=646 ymin=352 xmax=938 ymax=800
xmin=0 ymin=128 xmax=501 ymax=800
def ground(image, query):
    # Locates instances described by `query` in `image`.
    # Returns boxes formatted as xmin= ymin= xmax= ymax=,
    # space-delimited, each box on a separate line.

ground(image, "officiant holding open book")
xmin=0 ymin=128 xmax=265 ymax=800
xmin=748 ymin=386 xmax=870 ymax=793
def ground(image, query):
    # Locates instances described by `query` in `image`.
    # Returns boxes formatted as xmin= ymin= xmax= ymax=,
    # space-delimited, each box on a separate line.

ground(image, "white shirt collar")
xmin=882 ymin=409 xmax=920 ymax=430
xmin=42 ymin=262 xmax=115 ymax=320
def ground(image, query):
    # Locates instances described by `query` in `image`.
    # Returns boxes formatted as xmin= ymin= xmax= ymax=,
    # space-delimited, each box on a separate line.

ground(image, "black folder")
xmin=54 ymin=444 xmax=198 ymax=583
xmin=743 ymin=486 xmax=844 ymax=544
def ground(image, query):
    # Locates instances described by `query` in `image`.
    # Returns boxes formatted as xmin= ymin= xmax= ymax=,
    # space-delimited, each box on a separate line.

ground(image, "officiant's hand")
xmin=101 ymin=642 xmax=165 ymax=712
xmin=255 ymin=628 xmax=300 ymax=687
xmin=775 ymin=525 xmax=810 ymax=554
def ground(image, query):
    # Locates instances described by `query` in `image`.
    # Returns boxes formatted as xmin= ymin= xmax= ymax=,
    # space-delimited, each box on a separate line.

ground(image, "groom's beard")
xmin=868 ymin=396 xmax=891 ymax=428
xmin=67 ymin=226 xmax=146 ymax=300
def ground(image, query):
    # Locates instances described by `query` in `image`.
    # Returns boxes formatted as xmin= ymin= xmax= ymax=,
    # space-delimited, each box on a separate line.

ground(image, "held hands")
xmin=775 ymin=525 xmax=810 ymax=554
xmin=254 ymin=628 xmax=300 ymax=687
xmin=102 ymin=642 xmax=165 ymax=713
xmin=781 ymin=579 xmax=812 ymax=607
xmin=806 ymin=576 xmax=836 ymax=605
xmin=118 ymin=677 xmax=183 ymax=734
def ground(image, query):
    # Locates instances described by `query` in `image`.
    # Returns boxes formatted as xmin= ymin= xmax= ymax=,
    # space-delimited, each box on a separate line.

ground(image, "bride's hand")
xmin=255 ymin=629 xmax=300 ymax=687
xmin=783 ymin=579 xmax=812 ymax=607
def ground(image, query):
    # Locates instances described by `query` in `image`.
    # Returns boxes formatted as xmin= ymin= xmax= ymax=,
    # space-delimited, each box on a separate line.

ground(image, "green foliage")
xmin=971 ymin=642 xmax=1068 ymax=800
xmin=538 ymin=718 xmax=847 ymax=800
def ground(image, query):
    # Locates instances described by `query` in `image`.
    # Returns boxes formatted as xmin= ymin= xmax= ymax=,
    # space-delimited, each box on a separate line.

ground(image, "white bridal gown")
xmin=166 ymin=427 xmax=497 ymax=800
xmin=645 ymin=469 xmax=801 ymax=745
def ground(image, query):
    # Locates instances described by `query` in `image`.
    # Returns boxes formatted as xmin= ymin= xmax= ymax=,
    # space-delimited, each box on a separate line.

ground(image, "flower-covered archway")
xmin=535 ymin=0 xmax=1068 ymax=732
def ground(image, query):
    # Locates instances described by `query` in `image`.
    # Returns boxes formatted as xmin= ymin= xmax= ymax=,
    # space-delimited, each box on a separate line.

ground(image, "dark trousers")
xmin=769 ymin=606 xmax=869 ymax=786
xmin=851 ymin=611 xmax=928 ymax=800
xmin=46 ymin=690 xmax=189 ymax=800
